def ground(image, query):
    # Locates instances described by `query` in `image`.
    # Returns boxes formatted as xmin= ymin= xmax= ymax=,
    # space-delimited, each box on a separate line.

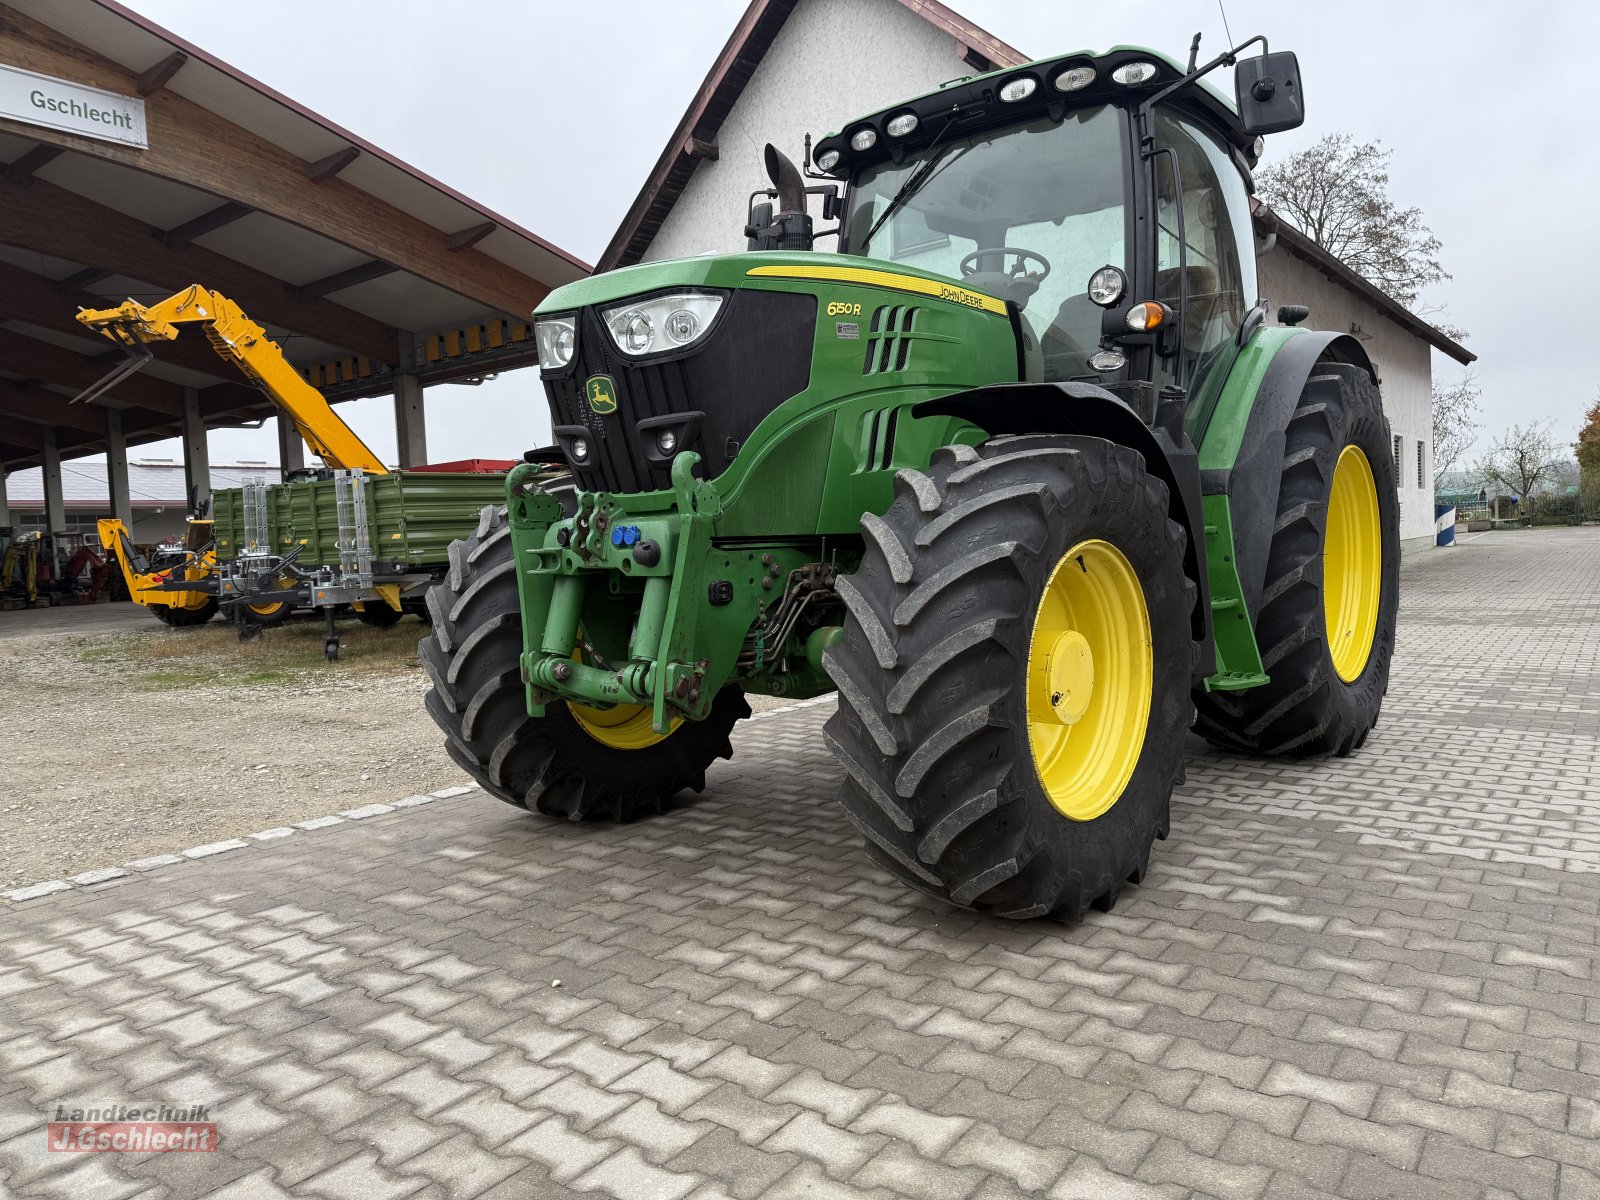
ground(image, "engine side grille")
xmin=863 ymin=305 xmax=918 ymax=375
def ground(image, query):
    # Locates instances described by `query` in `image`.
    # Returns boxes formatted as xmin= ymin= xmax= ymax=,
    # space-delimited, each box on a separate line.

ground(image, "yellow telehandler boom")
xmin=74 ymin=284 xmax=388 ymax=475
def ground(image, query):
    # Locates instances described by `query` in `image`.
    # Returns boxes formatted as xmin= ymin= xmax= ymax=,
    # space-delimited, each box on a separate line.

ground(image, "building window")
xmin=1393 ymin=435 xmax=1403 ymax=478
xmin=1416 ymin=441 xmax=1427 ymax=490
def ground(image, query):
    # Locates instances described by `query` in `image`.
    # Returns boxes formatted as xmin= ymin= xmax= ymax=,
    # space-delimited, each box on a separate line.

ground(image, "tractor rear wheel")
xmin=1194 ymin=363 xmax=1398 ymax=756
xmin=825 ymin=435 xmax=1196 ymax=920
xmin=420 ymin=503 xmax=748 ymax=820
xmin=153 ymin=597 xmax=218 ymax=627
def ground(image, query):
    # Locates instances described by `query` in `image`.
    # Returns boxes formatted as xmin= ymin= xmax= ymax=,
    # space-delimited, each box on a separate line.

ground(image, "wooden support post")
xmin=41 ymin=426 xmax=65 ymax=533
xmin=105 ymin=408 xmax=133 ymax=527
xmin=277 ymin=412 xmax=305 ymax=476
xmin=393 ymin=337 xmax=426 ymax=469
xmin=181 ymin=387 xmax=211 ymax=513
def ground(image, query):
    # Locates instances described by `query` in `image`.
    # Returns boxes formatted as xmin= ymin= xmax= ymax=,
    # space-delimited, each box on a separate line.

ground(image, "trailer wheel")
xmin=825 ymin=436 xmax=1196 ymax=920
xmin=153 ymin=597 xmax=218 ymax=627
xmin=1194 ymin=363 xmax=1398 ymax=757
xmin=239 ymin=597 xmax=292 ymax=626
xmin=420 ymin=503 xmax=748 ymax=821
xmin=355 ymin=603 xmax=404 ymax=628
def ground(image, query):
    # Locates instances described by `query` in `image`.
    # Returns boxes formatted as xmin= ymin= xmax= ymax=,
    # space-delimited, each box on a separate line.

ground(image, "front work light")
xmin=535 ymin=315 xmax=576 ymax=370
xmin=602 ymin=292 xmax=725 ymax=357
xmin=886 ymin=112 xmax=919 ymax=138
xmin=815 ymin=148 xmax=841 ymax=171
xmin=1054 ymin=65 xmax=1096 ymax=92
xmin=850 ymin=128 xmax=878 ymax=152
xmin=1111 ymin=61 xmax=1159 ymax=86
xmin=998 ymin=76 xmax=1038 ymax=103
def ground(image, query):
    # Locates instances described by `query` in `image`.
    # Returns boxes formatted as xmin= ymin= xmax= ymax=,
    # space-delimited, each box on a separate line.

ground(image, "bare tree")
xmin=1257 ymin=133 xmax=1449 ymax=310
xmin=1431 ymin=372 xmax=1481 ymax=479
xmin=1474 ymin=421 xmax=1565 ymax=516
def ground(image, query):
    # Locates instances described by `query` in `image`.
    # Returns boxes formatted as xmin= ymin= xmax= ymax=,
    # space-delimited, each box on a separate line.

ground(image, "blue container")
xmin=1434 ymin=503 xmax=1457 ymax=546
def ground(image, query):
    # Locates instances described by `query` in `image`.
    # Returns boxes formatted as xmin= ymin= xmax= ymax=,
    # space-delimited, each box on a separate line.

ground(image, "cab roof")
xmin=812 ymin=46 xmax=1255 ymax=180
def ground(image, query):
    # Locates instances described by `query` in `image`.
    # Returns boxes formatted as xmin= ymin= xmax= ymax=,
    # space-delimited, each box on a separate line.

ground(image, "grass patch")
xmin=83 ymin=612 xmax=425 ymax=690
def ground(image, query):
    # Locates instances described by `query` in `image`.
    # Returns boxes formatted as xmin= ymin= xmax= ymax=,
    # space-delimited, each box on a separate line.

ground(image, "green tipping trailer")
xmin=209 ymin=468 xmax=517 ymax=657
xmin=212 ymin=471 xmax=509 ymax=567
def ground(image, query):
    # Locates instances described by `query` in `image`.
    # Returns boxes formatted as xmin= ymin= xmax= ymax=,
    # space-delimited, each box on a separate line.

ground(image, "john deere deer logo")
xmin=585 ymin=375 xmax=618 ymax=414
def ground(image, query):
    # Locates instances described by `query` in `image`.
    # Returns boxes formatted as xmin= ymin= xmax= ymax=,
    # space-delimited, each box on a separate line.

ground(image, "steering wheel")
xmin=959 ymin=247 xmax=1052 ymax=285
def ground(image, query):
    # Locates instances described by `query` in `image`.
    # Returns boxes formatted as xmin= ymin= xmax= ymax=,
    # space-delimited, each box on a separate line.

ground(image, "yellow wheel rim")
xmin=1324 ymin=445 xmax=1382 ymax=683
xmin=569 ymin=702 xmax=680 ymax=750
xmin=1026 ymin=539 xmax=1153 ymax=822
xmin=247 ymin=600 xmax=288 ymax=618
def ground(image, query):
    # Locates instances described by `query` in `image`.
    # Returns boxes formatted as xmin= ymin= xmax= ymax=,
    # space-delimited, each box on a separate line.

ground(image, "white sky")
xmin=116 ymin=0 xmax=1598 ymax=469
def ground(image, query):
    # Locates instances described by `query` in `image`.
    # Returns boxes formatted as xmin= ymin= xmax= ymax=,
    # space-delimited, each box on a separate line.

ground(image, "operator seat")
xmin=1041 ymin=292 xmax=1104 ymax=381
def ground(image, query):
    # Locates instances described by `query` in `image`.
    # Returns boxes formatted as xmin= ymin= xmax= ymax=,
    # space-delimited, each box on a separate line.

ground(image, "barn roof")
xmin=0 ymin=0 xmax=589 ymax=471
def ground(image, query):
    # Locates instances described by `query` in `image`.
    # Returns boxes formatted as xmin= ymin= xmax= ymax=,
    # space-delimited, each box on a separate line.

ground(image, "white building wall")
xmin=1258 ymin=249 xmax=1437 ymax=546
xmin=647 ymin=0 xmax=973 ymax=262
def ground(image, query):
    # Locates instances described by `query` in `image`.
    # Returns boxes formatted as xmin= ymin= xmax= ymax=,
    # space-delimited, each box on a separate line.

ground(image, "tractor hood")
xmin=533 ymin=250 xmax=1004 ymax=317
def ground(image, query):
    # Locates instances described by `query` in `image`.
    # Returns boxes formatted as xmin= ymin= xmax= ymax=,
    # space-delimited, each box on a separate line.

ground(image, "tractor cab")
xmin=807 ymin=42 xmax=1302 ymax=423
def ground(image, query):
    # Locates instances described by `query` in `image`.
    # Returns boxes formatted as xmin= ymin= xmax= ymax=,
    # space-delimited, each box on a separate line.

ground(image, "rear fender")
xmin=915 ymin=382 xmax=1213 ymax=680
xmin=1201 ymin=331 xmax=1376 ymax=620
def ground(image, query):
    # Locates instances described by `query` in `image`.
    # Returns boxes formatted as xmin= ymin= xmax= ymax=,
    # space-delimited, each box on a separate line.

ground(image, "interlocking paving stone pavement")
xmin=2 ymin=527 xmax=1598 ymax=1200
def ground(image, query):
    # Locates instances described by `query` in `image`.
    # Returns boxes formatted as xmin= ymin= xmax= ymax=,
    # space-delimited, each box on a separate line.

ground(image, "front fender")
xmin=914 ymin=382 xmax=1213 ymax=680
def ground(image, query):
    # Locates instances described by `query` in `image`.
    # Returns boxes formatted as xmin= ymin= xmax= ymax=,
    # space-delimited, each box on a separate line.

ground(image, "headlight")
xmin=815 ymin=148 xmax=841 ymax=171
xmin=1087 ymin=266 xmax=1126 ymax=307
xmin=601 ymin=292 xmax=724 ymax=357
xmin=535 ymin=315 xmax=576 ymax=369
xmin=885 ymin=112 xmax=918 ymax=138
xmin=850 ymin=128 xmax=877 ymax=152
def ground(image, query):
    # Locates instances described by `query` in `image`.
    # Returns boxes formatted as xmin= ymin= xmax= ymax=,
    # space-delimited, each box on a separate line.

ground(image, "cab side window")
xmin=1152 ymin=110 xmax=1258 ymax=393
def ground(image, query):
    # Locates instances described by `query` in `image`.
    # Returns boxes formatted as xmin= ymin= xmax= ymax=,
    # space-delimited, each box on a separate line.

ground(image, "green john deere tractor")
xmin=421 ymin=38 xmax=1398 ymax=920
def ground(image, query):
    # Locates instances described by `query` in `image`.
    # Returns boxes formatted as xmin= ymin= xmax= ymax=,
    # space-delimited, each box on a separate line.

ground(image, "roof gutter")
xmin=1254 ymin=204 xmax=1475 ymax=366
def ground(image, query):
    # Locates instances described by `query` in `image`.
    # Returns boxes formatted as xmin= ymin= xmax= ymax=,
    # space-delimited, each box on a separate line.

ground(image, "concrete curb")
xmin=2 ymin=783 xmax=480 ymax=906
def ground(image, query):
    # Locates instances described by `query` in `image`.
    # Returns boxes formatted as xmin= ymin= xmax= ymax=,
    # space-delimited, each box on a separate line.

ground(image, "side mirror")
xmin=1234 ymin=51 xmax=1304 ymax=135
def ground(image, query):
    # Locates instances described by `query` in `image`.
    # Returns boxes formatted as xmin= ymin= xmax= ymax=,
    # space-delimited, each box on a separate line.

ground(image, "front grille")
xmin=544 ymin=290 xmax=815 ymax=494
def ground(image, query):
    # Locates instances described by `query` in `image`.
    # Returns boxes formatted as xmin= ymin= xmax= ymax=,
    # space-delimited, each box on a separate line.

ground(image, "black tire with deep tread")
xmin=234 ymin=599 xmax=292 ymax=627
xmin=419 ymin=499 xmax=749 ymax=821
xmin=355 ymin=603 xmax=404 ymax=628
xmin=153 ymin=597 xmax=218 ymax=627
xmin=1194 ymin=363 xmax=1398 ymax=757
xmin=824 ymin=435 xmax=1198 ymax=921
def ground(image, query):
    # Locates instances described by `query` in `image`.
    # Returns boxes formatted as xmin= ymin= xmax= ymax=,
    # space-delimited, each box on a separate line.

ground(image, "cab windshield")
xmin=841 ymin=104 xmax=1129 ymax=381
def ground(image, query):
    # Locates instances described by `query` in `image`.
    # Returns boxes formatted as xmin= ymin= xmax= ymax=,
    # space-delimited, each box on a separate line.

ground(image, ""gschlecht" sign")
xmin=0 ymin=64 xmax=147 ymax=149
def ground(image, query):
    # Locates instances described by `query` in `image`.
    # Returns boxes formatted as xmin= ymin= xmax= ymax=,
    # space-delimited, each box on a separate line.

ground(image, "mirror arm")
xmin=1142 ymin=34 xmax=1268 ymax=114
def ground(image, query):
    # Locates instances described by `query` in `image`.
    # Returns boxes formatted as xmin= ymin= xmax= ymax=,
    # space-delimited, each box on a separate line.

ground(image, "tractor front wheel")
xmin=1194 ymin=363 xmax=1398 ymax=756
xmin=420 ymin=505 xmax=748 ymax=820
xmin=825 ymin=436 xmax=1196 ymax=920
